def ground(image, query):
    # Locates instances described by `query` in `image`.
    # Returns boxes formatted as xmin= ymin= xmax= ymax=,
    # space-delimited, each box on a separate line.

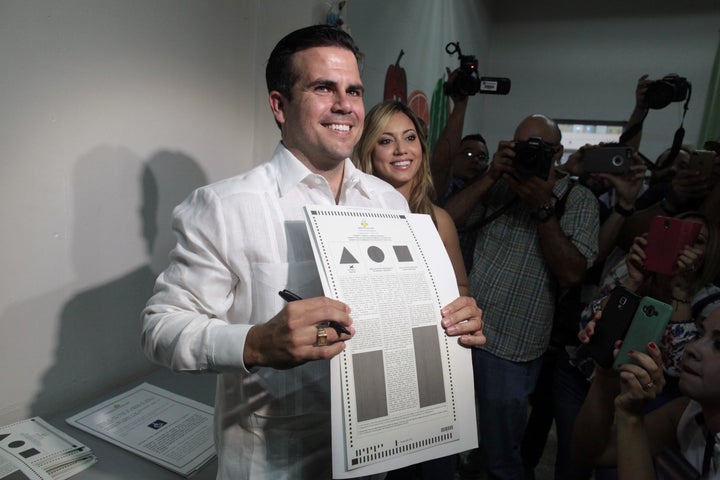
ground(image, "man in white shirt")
xmin=142 ymin=25 xmax=485 ymax=480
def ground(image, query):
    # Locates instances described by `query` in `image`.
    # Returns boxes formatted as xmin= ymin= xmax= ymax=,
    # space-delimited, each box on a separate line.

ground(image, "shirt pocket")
xmin=249 ymin=260 xmax=322 ymax=325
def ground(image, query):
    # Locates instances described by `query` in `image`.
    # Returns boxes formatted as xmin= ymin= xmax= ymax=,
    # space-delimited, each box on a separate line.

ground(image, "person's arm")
xmin=595 ymin=160 xmax=648 ymax=263
xmin=506 ymin=169 xmax=598 ymax=287
xmin=142 ymin=188 xmax=354 ymax=374
xmin=431 ymin=90 xmax=469 ymax=200
xmin=572 ymin=339 xmax=679 ymax=471
xmin=536 ymin=214 xmax=592 ymax=287
xmin=434 ymin=205 xmax=469 ymax=296
xmin=571 ymin=365 xmax=621 ymax=465
xmin=619 ymin=74 xmax=651 ymax=150
xmin=443 ymin=142 xmax=512 ymax=226
xmin=613 ymin=346 xmax=681 ymax=479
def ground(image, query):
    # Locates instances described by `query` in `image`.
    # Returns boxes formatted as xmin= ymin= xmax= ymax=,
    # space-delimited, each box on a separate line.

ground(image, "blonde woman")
xmin=354 ymin=100 xmax=469 ymax=297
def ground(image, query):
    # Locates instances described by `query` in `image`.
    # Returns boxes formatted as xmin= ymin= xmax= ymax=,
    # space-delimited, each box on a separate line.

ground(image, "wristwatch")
xmin=614 ymin=203 xmax=635 ymax=217
xmin=532 ymin=201 xmax=556 ymax=223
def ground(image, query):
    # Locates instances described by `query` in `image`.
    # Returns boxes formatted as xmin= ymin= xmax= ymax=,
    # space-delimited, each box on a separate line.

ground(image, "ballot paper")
xmin=303 ymin=206 xmax=478 ymax=478
xmin=0 ymin=417 xmax=96 ymax=480
xmin=66 ymin=383 xmax=215 ymax=477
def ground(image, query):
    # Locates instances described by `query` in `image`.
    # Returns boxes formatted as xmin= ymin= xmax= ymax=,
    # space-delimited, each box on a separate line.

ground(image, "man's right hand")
xmin=487 ymin=140 xmax=516 ymax=181
xmin=243 ymin=297 xmax=354 ymax=370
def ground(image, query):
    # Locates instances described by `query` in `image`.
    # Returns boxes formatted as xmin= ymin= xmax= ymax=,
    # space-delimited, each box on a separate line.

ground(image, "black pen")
xmin=278 ymin=289 xmax=351 ymax=336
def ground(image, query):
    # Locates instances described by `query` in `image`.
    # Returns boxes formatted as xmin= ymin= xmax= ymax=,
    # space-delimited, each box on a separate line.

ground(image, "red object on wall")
xmin=383 ymin=50 xmax=407 ymax=104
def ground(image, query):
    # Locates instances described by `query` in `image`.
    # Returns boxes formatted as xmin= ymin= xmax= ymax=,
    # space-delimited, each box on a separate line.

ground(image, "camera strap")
xmin=665 ymin=88 xmax=692 ymax=166
xmin=462 ymin=196 xmax=518 ymax=233
xmin=462 ymin=179 xmax=576 ymax=233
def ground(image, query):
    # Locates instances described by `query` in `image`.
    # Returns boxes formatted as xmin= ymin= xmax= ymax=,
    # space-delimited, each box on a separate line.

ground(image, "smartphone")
xmin=613 ymin=296 xmax=671 ymax=370
xmin=585 ymin=286 xmax=641 ymax=368
xmin=687 ymin=149 xmax=715 ymax=179
xmin=583 ymin=145 xmax=634 ymax=175
xmin=643 ymin=216 xmax=702 ymax=275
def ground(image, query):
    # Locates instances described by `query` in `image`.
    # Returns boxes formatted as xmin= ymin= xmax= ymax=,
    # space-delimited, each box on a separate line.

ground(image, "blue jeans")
xmin=551 ymin=348 xmax=594 ymax=480
xmin=472 ymin=348 xmax=543 ymax=480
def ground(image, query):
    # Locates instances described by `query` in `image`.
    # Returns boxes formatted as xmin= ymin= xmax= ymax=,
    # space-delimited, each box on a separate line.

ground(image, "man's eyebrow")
xmin=306 ymin=79 xmax=363 ymax=90
xmin=307 ymin=78 xmax=336 ymax=89
xmin=348 ymin=83 xmax=364 ymax=93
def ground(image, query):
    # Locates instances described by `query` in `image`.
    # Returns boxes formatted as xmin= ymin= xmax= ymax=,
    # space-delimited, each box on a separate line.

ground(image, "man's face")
xmin=452 ymin=139 xmax=488 ymax=182
xmin=270 ymin=46 xmax=364 ymax=172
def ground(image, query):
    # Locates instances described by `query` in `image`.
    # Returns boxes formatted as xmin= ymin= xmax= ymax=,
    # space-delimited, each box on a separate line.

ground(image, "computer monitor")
xmin=556 ymin=119 xmax=626 ymax=163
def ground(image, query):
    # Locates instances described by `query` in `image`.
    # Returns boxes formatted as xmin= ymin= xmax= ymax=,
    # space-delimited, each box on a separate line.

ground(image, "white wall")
xmin=482 ymin=4 xmax=720 ymax=160
xmin=1 ymin=0 xmax=718 ymax=427
xmin=0 ymin=0 xmax=328 ymax=425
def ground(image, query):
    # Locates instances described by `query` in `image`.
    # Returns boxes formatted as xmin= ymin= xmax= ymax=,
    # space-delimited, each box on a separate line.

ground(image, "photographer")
xmin=446 ymin=114 xmax=599 ymax=479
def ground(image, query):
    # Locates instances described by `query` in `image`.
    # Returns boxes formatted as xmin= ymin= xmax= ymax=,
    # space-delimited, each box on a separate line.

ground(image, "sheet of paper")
xmin=0 ymin=449 xmax=52 ymax=480
xmin=303 ymin=206 xmax=478 ymax=478
xmin=66 ymin=383 xmax=215 ymax=478
xmin=0 ymin=417 xmax=96 ymax=480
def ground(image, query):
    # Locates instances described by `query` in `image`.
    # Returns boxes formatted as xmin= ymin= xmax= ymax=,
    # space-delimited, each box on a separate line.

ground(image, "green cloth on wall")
xmin=699 ymin=35 xmax=720 ymax=144
xmin=428 ymin=77 xmax=448 ymax=152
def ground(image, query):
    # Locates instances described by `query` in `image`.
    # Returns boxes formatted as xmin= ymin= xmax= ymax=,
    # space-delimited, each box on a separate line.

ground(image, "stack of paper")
xmin=0 ymin=417 xmax=97 ymax=480
xmin=66 ymin=383 xmax=216 ymax=478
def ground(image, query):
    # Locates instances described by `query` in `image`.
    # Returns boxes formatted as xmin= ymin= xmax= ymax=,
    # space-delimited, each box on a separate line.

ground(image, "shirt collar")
xmin=271 ymin=143 xmax=370 ymax=199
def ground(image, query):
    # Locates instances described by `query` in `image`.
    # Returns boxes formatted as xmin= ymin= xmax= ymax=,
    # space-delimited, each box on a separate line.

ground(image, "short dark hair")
xmin=461 ymin=134 xmax=487 ymax=146
xmin=266 ymin=25 xmax=359 ymax=101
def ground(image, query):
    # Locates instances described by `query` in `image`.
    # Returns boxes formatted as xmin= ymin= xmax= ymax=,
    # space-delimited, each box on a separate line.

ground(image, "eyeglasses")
xmin=459 ymin=151 xmax=488 ymax=161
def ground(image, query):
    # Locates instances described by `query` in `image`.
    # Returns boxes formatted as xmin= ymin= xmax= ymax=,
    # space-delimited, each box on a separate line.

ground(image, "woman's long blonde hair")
xmin=353 ymin=100 xmax=436 ymax=224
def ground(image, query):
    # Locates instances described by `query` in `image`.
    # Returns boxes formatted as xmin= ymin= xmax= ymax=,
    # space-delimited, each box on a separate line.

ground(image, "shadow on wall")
xmin=28 ymin=147 xmax=208 ymax=418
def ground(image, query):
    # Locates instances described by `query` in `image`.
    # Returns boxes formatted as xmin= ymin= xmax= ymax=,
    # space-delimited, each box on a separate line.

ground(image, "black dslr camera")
xmin=443 ymin=42 xmax=510 ymax=97
xmin=645 ymin=74 xmax=691 ymax=110
xmin=512 ymin=137 xmax=557 ymax=180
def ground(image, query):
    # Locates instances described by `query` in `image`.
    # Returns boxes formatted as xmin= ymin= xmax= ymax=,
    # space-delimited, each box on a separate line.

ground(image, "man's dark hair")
xmin=266 ymin=25 xmax=359 ymax=101
xmin=461 ymin=133 xmax=487 ymax=146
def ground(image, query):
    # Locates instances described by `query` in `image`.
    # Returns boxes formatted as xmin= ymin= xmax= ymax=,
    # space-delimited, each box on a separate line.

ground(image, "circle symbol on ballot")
xmin=367 ymin=246 xmax=385 ymax=263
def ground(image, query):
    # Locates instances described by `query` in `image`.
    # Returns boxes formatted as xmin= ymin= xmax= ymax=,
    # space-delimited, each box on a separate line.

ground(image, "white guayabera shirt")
xmin=142 ymin=144 xmax=408 ymax=480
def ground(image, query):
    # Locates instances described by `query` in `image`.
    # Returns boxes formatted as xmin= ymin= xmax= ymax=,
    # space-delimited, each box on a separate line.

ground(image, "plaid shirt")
xmin=468 ymin=176 xmax=599 ymax=362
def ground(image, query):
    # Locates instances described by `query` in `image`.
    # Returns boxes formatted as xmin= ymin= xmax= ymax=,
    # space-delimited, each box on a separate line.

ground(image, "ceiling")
xmin=487 ymin=0 xmax=720 ymax=22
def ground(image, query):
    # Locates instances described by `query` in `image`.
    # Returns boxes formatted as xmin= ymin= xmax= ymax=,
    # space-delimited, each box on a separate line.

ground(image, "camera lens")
xmin=645 ymin=75 xmax=689 ymax=110
xmin=646 ymin=81 xmax=674 ymax=109
xmin=612 ymin=155 xmax=624 ymax=167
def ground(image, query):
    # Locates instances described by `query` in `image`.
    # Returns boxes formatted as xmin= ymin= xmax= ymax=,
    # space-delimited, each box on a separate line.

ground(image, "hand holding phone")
xmin=612 ymin=296 xmax=671 ymax=370
xmin=582 ymin=145 xmax=634 ymax=175
xmin=585 ymin=286 xmax=640 ymax=368
xmin=643 ymin=216 xmax=702 ymax=275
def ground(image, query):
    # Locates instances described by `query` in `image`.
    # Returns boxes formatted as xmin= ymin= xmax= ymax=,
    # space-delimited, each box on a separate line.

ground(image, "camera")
xmin=582 ymin=144 xmax=634 ymax=175
xmin=645 ymin=74 xmax=691 ymax=110
xmin=443 ymin=42 xmax=511 ymax=97
xmin=512 ymin=137 xmax=556 ymax=180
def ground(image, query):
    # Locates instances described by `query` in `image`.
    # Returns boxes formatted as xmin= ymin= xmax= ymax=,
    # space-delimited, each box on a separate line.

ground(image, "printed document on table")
xmin=0 ymin=417 xmax=96 ymax=480
xmin=303 ymin=205 xmax=477 ymax=478
xmin=66 ymin=383 xmax=215 ymax=477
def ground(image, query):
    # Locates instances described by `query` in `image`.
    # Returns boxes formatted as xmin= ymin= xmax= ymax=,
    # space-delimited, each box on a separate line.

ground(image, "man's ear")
xmin=268 ymin=91 xmax=286 ymax=126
